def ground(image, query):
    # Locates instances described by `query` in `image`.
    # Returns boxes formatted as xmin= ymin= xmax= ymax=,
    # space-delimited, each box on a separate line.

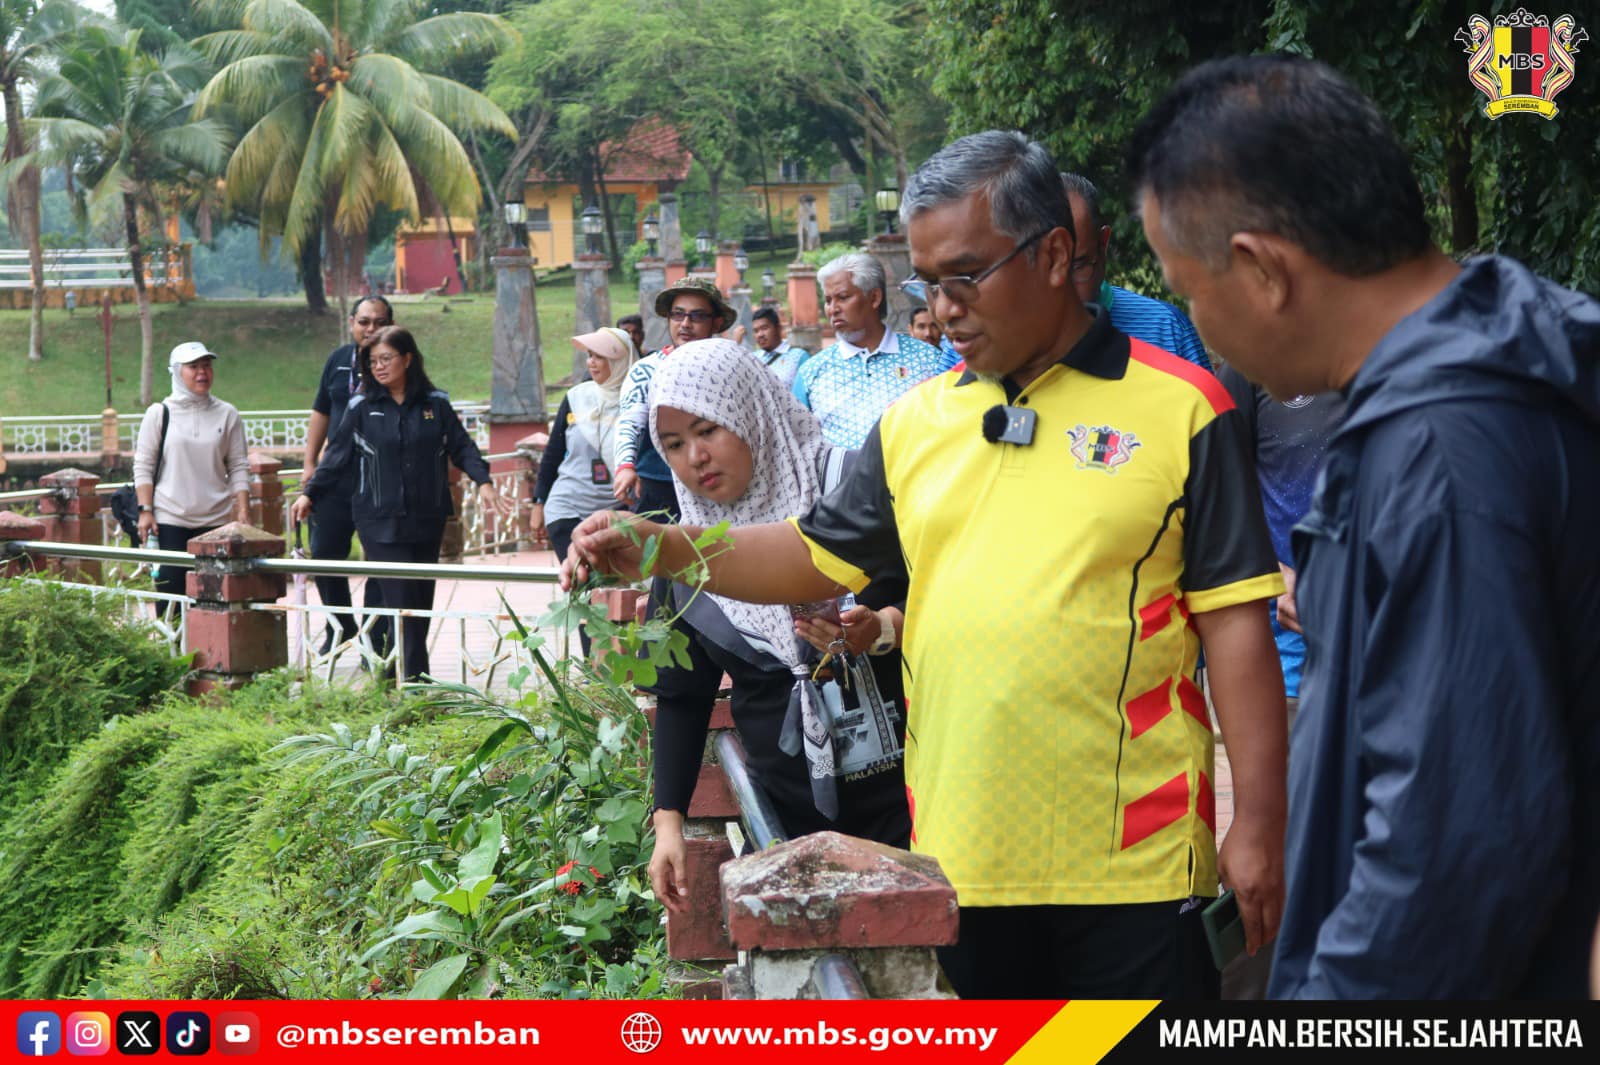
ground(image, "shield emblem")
xmin=1460 ymin=9 xmax=1587 ymax=120
xmin=1494 ymin=22 xmax=1553 ymax=99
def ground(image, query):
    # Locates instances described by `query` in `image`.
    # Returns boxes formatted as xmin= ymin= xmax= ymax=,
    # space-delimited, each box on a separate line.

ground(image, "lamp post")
xmin=642 ymin=209 xmax=660 ymax=258
xmin=503 ymin=200 xmax=527 ymax=249
xmin=694 ymin=230 xmax=713 ymax=271
xmin=581 ymin=203 xmax=604 ymax=255
xmin=733 ymin=247 xmax=749 ymax=287
xmin=874 ymin=187 xmax=900 ymax=237
xmin=761 ymin=268 xmax=776 ymax=302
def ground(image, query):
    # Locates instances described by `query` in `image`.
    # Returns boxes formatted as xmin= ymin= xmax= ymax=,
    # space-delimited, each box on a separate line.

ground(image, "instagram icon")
xmin=65 ymin=1012 xmax=111 ymax=1056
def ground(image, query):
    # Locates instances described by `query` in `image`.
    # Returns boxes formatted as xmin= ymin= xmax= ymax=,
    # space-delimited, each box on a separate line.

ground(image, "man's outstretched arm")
xmin=564 ymin=511 xmax=846 ymax=605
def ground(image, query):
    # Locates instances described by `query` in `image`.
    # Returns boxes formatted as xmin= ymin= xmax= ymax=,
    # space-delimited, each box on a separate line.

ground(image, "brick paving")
xmin=279 ymin=546 xmax=577 ymax=694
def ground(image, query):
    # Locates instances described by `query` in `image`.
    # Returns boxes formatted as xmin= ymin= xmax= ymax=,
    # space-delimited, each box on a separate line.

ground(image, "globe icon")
xmin=620 ymin=1011 xmax=663 ymax=1054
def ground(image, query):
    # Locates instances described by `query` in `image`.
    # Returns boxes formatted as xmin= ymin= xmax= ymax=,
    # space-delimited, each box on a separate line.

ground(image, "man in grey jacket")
xmin=1130 ymin=54 xmax=1600 ymax=998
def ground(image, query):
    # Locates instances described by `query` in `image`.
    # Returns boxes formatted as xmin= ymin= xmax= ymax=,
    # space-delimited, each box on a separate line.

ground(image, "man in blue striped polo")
xmin=1064 ymin=173 xmax=1212 ymax=373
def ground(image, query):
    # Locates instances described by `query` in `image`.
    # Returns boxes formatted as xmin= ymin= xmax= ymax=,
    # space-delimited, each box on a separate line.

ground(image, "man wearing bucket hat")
xmin=612 ymin=276 xmax=734 ymax=519
xmin=132 ymin=341 xmax=251 ymax=596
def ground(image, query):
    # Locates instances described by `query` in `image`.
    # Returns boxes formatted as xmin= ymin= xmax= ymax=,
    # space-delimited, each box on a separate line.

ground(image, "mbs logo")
xmin=1457 ymin=8 xmax=1587 ymax=119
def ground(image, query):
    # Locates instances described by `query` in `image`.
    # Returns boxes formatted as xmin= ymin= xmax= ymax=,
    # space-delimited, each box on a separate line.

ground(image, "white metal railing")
xmin=0 ymin=403 xmax=491 ymax=458
xmin=6 ymin=541 xmax=578 ymax=696
xmin=260 ymin=600 xmax=555 ymax=692
xmin=0 ymin=246 xmax=188 ymax=290
xmin=6 ymin=441 xmax=543 ymax=561
xmin=17 ymin=578 xmax=188 ymax=655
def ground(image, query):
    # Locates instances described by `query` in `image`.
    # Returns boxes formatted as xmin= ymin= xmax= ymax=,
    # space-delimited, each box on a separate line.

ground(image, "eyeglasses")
xmin=1069 ymin=254 xmax=1101 ymax=282
xmin=354 ymin=317 xmax=390 ymax=327
xmin=899 ymin=229 xmax=1050 ymax=305
xmin=668 ymin=308 xmax=715 ymax=323
xmin=370 ymin=353 xmax=405 ymax=367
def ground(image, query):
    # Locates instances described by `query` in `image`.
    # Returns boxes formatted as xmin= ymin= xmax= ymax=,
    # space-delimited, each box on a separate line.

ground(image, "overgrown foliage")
xmin=0 ymin=673 xmax=393 ymax=998
xmin=0 ymin=582 xmax=186 ymax=816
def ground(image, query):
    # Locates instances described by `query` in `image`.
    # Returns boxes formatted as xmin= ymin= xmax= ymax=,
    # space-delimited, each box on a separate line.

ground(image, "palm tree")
xmin=0 ymin=0 xmax=87 ymax=362
xmin=193 ymin=0 xmax=515 ymax=317
xmin=30 ymin=25 xmax=231 ymax=404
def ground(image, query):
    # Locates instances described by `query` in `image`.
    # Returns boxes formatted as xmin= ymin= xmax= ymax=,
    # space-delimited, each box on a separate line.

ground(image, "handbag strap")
xmin=152 ymin=402 xmax=170 ymax=488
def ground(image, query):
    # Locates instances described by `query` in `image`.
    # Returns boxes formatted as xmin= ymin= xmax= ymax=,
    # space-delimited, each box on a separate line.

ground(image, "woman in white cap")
xmin=531 ymin=326 xmax=637 ymax=567
xmin=133 ymin=341 xmax=250 ymax=596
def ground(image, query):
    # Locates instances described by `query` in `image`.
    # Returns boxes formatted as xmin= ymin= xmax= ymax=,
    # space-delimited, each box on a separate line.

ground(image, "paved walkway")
xmin=278 ymin=546 xmax=579 ymax=695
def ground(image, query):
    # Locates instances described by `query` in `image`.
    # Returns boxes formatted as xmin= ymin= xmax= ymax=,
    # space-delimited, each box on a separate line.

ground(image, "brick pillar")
xmin=248 ymin=452 xmax=284 ymax=534
xmin=183 ymin=523 xmax=287 ymax=695
xmin=786 ymin=264 xmax=821 ymax=354
xmin=720 ymin=832 xmax=959 ymax=999
xmin=38 ymin=467 xmax=104 ymax=580
xmin=100 ymin=408 xmax=120 ymax=471
xmin=0 ymin=511 xmax=46 ymax=578
xmin=714 ymin=241 xmax=740 ymax=298
xmin=639 ymin=679 xmax=741 ymax=997
xmin=866 ymin=233 xmax=914 ymax=334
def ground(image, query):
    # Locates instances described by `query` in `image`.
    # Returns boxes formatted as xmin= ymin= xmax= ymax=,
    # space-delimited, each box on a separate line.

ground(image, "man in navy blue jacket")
xmin=1129 ymin=55 xmax=1600 ymax=998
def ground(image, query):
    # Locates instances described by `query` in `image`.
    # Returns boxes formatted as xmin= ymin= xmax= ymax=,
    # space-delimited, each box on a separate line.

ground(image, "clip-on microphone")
xmin=982 ymin=404 xmax=1037 ymax=446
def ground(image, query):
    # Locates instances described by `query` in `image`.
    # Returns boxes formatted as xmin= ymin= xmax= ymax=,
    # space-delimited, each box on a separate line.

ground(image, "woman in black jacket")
xmin=292 ymin=326 xmax=512 ymax=681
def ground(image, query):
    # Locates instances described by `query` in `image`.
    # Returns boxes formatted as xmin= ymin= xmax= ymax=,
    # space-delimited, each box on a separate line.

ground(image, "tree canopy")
xmin=193 ymin=0 xmax=516 ymax=311
xmin=924 ymin=0 xmax=1599 ymax=294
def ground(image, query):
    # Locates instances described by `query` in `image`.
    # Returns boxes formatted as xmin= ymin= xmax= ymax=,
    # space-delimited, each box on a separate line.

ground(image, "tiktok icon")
xmin=165 ymin=1012 xmax=211 ymax=1056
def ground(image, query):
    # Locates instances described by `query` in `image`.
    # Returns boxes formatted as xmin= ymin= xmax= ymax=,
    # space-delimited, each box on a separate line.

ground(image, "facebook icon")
xmin=16 ymin=1012 xmax=61 ymax=1057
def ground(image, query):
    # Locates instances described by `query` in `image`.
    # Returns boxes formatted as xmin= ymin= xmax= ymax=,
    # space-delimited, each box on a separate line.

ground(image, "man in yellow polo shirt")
xmin=564 ymin=130 xmax=1287 ymax=999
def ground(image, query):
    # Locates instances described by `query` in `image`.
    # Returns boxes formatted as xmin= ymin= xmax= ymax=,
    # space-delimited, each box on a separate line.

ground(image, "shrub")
xmin=0 ymin=581 xmax=186 ymax=815
xmin=0 ymin=674 xmax=394 ymax=998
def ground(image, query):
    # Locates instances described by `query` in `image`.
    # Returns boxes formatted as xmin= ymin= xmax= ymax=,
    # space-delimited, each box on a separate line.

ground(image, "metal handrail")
xmin=4 ymin=541 xmax=194 ymax=566
xmin=810 ymin=954 xmax=870 ymax=999
xmin=0 ymin=488 xmax=52 ymax=503
xmin=715 ymin=731 xmax=789 ymax=851
xmin=257 ymin=558 xmax=559 ymax=583
xmin=3 ymin=539 xmax=563 ymax=584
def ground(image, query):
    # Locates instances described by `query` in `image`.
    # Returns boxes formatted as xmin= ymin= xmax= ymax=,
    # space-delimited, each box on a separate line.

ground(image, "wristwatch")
xmin=138 ymin=504 xmax=153 ymax=513
xmin=867 ymin=610 xmax=897 ymax=656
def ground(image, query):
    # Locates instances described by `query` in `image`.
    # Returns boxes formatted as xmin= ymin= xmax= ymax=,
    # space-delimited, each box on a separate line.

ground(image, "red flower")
xmin=556 ymin=860 xmax=603 ymax=895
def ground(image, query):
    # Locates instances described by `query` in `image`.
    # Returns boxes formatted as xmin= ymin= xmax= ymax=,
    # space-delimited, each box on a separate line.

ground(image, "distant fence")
xmin=0 ymin=402 xmax=492 ymax=468
xmin=0 ymin=246 xmax=195 ymax=307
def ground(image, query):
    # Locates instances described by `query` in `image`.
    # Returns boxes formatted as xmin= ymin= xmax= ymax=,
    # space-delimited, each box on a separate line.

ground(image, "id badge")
xmin=590 ymin=458 xmax=611 ymax=485
xmin=823 ymin=657 xmax=905 ymax=779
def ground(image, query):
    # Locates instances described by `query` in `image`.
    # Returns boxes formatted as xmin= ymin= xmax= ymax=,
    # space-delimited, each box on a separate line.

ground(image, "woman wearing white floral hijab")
xmin=643 ymin=338 xmax=909 ymax=913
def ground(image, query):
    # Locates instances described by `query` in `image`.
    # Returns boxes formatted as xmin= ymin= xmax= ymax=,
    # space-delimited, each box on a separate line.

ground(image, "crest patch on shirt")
xmin=1068 ymin=423 xmax=1141 ymax=473
xmin=423 ymin=408 xmax=435 ymax=420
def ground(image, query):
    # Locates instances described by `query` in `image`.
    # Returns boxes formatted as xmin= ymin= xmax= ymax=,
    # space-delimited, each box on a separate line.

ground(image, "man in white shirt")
xmin=791 ymin=252 xmax=943 ymax=448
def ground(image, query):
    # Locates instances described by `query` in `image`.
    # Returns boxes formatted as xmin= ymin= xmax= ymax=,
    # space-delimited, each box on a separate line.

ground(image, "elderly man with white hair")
xmin=792 ymin=251 xmax=944 ymax=447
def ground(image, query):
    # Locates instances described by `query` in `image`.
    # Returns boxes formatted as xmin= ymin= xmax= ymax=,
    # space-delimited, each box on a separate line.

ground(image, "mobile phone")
xmin=1202 ymin=889 xmax=1246 ymax=970
xmin=789 ymin=598 xmax=843 ymax=626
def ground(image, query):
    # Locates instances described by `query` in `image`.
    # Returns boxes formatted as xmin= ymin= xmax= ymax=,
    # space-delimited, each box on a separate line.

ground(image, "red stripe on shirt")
xmin=1177 ymin=675 xmax=1210 ymax=730
xmin=1121 ymin=772 xmax=1190 ymax=851
xmin=1138 ymin=592 xmax=1178 ymax=640
xmin=1128 ymin=338 xmax=1233 ymax=415
xmin=1126 ymin=679 xmax=1173 ymax=739
xmin=1196 ymin=771 xmax=1216 ymax=837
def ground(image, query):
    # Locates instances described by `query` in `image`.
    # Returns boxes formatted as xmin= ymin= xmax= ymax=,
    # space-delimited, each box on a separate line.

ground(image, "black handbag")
xmin=110 ymin=403 xmax=169 ymax=543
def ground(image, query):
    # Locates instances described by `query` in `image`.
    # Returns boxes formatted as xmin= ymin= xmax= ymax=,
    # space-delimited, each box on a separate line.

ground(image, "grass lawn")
xmin=0 ymin=276 xmax=634 ymax=417
xmin=0 ymin=248 xmax=803 ymax=418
